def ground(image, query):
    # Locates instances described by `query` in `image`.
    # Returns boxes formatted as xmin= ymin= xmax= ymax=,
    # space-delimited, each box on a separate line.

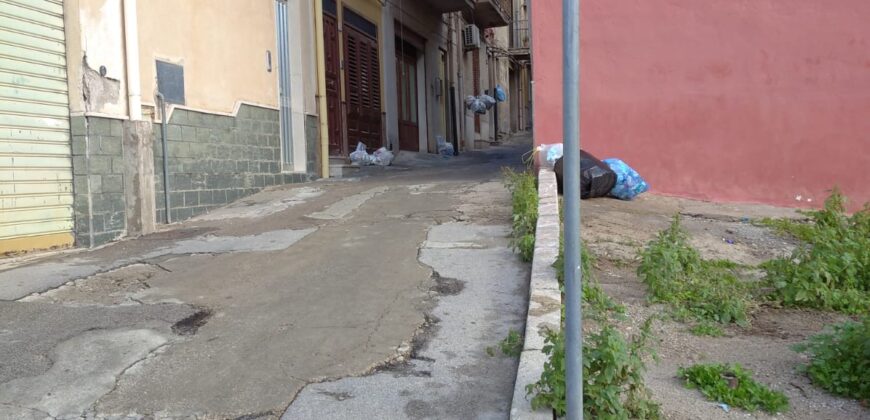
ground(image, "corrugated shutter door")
xmin=0 ymin=0 xmax=74 ymax=253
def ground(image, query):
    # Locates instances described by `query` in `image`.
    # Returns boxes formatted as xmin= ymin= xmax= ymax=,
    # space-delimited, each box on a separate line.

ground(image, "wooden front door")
xmin=396 ymin=49 xmax=419 ymax=151
xmin=323 ymin=12 xmax=343 ymax=156
xmin=343 ymin=17 xmax=382 ymax=149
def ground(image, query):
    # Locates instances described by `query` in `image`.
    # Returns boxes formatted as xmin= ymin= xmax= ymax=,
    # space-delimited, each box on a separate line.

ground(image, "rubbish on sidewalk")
xmin=536 ymin=143 xmax=563 ymax=168
xmin=350 ymin=142 xmax=374 ymax=165
xmin=349 ymin=143 xmax=393 ymax=166
xmin=495 ymin=84 xmax=507 ymax=102
xmin=437 ymin=136 xmax=454 ymax=157
xmin=603 ymin=158 xmax=650 ymax=200
xmin=465 ymin=94 xmax=497 ymax=114
xmin=465 ymin=95 xmax=488 ymax=114
xmin=553 ymin=150 xmax=617 ymax=199
xmin=372 ymin=147 xmax=394 ymax=166
xmin=480 ymin=94 xmax=497 ymax=109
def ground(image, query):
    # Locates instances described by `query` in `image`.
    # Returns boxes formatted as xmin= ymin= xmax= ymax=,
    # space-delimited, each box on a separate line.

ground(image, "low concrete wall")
xmin=510 ymin=168 xmax=561 ymax=419
xmin=152 ymin=104 xmax=314 ymax=223
xmin=71 ymin=116 xmax=129 ymax=247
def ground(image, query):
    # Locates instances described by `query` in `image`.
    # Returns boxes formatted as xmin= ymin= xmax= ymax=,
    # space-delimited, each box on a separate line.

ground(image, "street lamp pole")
xmin=562 ymin=0 xmax=583 ymax=418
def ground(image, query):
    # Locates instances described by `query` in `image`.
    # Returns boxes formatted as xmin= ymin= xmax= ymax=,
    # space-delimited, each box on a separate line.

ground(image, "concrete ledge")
xmin=510 ymin=168 xmax=561 ymax=419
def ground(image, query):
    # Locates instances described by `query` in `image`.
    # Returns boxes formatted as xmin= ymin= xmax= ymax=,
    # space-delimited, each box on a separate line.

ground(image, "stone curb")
xmin=510 ymin=168 xmax=561 ymax=419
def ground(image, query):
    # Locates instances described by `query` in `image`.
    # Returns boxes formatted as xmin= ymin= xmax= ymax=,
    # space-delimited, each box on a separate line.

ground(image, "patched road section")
xmin=283 ymin=223 xmax=529 ymax=419
xmin=0 ymin=135 xmax=532 ymax=419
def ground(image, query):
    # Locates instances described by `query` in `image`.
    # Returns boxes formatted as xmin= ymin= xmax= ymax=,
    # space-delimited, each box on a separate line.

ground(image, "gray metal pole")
xmin=562 ymin=0 xmax=583 ymax=418
xmin=156 ymin=92 xmax=171 ymax=224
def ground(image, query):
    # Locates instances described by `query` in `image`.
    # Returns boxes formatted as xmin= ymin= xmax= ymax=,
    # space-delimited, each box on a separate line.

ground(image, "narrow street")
xmin=0 ymin=135 xmax=532 ymax=420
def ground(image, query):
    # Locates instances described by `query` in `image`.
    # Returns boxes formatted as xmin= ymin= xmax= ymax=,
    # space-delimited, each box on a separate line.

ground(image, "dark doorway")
xmin=396 ymin=46 xmax=419 ymax=152
xmin=322 ymin=10 xmax=343 ymax=156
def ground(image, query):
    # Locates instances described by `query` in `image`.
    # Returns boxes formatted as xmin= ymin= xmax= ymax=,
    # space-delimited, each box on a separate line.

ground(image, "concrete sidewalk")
xmin=0 ymin=135 xmax=532 ymax=419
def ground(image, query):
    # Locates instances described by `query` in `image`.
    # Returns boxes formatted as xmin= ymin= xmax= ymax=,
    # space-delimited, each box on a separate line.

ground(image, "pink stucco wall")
xmin=532 ymin=0 xmax=870 ymax=210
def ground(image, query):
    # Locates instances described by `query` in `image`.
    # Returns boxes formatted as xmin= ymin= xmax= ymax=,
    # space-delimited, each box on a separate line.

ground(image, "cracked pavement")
xmin=0 ymin=134 xmax=532 ymax=419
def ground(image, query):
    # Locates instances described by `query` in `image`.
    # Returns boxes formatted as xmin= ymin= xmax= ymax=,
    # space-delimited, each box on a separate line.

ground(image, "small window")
xmin=156 ymin=60 xmax=185 ymax=105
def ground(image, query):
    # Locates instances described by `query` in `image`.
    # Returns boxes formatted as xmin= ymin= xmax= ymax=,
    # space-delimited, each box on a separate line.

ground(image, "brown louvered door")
xmin=343 ymin=24 xmax=382 ymax=150
xmin=396 ymin=48 xmax=419 ymax=152
xmin=323 ymin=12 xmax=343 ymax=156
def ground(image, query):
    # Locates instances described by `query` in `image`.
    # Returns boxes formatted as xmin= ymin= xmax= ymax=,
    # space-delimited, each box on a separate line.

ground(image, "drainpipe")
xmin=156 ymin=93 xmax=171 ymax=223
xmin=313 ymin=0 xmax=330 ymax=178
xmin=122 ymin=0 xmax=142 ymax=120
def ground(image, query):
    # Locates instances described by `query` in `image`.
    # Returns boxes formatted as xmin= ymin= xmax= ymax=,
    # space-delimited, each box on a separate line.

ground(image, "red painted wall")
xmin=532 ymin=0 xmax=870 ymax=210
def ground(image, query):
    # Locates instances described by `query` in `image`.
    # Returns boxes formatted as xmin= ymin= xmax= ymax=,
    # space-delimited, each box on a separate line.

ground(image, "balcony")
xmin=509 ymin=18 xmax=530 ymax=59
xmin=426 ymin=0 xmax=474 ymax=14
xmin=463 ymin=0 xmax=511 ymax=28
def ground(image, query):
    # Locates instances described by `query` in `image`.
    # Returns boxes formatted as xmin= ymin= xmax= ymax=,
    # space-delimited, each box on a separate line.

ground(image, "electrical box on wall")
xmin=463 ymin=25 xmax=481 ymax=50
xmin=156 ymin=60 xmax=185 ymax=105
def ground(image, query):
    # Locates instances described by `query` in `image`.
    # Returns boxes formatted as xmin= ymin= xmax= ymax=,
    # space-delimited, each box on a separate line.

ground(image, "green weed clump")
xmin=757 ymin=217 xmax=815 ymax=242
xmin=528 ymin=234 xmax=658 ymax=418
xmin=762 ymin=190 xmax=870 ymax=314
xmin=638 ymin=216 xmax=753 ymax=325
xmin=527 ymin=318 xmax=660 ymax=419
xmin=690 ymin=322 xmax=725 ymax=337
xmin=793 ymin=317 xmax=870 ymax=402
xmin=678 ymin=363 xmax=789 ymax=414
xmin=504 ymin=168 xmax=538 ymax=262
xmin=499 ymin=329 xmax=524 ymax=357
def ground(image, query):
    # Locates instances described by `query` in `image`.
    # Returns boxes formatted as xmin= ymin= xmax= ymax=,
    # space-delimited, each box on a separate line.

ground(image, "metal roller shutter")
xmin=0 ymin=0 xmax=74 ymax=254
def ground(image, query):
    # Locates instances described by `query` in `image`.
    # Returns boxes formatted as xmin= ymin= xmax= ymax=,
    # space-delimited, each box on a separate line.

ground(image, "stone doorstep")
xmin=510 ymin=168 xmax=561 ymax=420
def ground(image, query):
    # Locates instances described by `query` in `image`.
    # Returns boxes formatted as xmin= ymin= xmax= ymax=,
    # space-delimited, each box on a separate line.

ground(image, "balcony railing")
xmin=464 ymin=0 xmax=511 ymax=28
xmin=510 ymin=18 xmax=530 ymax=50
xmin=492 ymin=0 xmax=511 ymax=21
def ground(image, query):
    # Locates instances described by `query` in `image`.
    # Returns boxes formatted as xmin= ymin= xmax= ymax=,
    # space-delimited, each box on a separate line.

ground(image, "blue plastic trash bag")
xmin=495 ymin=84 xmax=507 ymax=102
xmin=603 ymin=158 xmax=649 ymax=200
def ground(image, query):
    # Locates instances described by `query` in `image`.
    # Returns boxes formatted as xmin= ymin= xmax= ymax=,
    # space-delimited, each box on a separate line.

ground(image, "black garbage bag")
xmin=553 ymin=150 xmax=617 ymax=199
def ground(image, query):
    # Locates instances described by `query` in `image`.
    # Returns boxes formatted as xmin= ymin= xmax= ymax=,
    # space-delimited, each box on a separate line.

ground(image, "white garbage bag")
xmin=349 ymin=142 xmax=374 ymax=166
xmin=537 ymin=143 xmax=564 ymax=168
xmin=373 ymin=147 xmax=394 ymax=166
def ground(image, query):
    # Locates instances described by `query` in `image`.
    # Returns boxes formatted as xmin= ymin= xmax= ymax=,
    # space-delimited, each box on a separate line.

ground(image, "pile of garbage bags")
xmin=349 ymin=142 xmax=394 ymax=166
xmin=465 ymin=94 xmax=497 ymax=115
xmin=542 ymin=143 xmax=649 ymax=200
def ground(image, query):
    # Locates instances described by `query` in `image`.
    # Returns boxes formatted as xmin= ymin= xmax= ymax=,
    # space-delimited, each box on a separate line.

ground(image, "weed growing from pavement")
xmin=689 ymin=322 xmax=725 ymax=337
xmin=793 ymin=316 xmax=870 ymax=402
xmin=527 ymin=230 xmax=659 ymax=418
xmin=758 ymin=217 xmax=815 ymax=242
xmin=486 ymin=329 xmax=524 ymax=357
xmin=503 ymin=168 xmax=538 ymax=262
xmin=499 ymin=329 xmax=523 ymax=357
xmin=678 ymin=363 xmax=789 ymax=414
xmin=761 ymin=190 xmax=870 ymax=315
xmin=527 ymin=317 xmax=661 ymax=418
xmin=638 ymin=215 xmax=754 ymax=326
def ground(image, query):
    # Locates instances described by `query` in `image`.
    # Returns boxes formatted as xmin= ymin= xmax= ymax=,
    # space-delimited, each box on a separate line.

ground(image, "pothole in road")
xmin=171 ymin=307 xmax=213 ymax=336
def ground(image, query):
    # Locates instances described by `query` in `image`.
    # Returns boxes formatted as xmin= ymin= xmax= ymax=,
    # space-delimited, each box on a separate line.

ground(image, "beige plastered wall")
xmin=66 ymin=0 xmax=319 ymax=118
xmin=137 ymin=0 xmax=278 ymax=114
xmin=64 ymin=0 xmax=319 ymax=171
